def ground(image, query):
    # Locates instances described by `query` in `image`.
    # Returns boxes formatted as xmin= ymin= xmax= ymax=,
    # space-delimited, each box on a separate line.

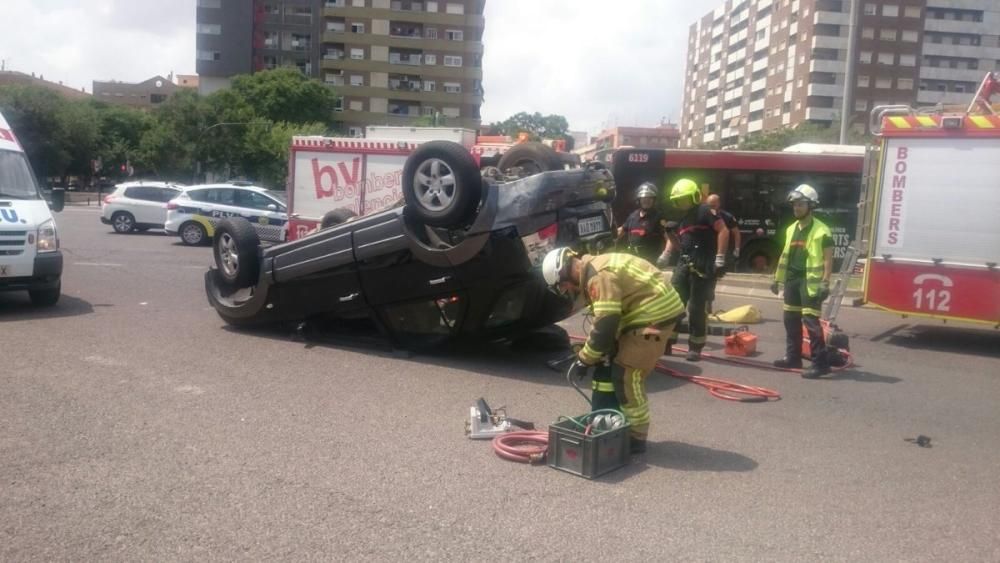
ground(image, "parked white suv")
xmin=165 ymin=183 xmax=288 ymax=246
xmin=101 ymin=181 xmax=184 ymax=233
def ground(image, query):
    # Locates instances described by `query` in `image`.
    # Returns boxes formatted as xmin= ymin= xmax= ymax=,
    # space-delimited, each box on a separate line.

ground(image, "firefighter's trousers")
xmin=783 ymin=277 xmax=829 ymax=368
xmin=671 ymin=263 xmax=712 ymax=351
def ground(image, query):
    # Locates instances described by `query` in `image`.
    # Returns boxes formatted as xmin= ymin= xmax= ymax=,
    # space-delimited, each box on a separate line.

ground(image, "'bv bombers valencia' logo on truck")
xmin=312 ymin=157 xmax=362 ymax=201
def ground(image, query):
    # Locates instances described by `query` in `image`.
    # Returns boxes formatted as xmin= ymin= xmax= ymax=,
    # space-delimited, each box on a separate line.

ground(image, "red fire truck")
xmin=856 ymin=72 xmax=1000 ymax=327
xmin=611 ymin=146 xmax=865 ymax=272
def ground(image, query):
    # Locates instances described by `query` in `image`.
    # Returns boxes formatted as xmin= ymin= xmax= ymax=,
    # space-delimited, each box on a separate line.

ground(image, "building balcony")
xmin=747 ymin=119 xmax=764 ymax=133
xmin=805 ymin=107 xmax=838 ymax=121
xmin=814 ymin=10 xmax=849 ymax=25
xmin=333 ymin=83 xmax=484 ymax=105
xmin=809 ymin=59 xmax=845 ymax=74
xmin=812 ymin=35 xmax=845 ymax=50
xmin=321 ymin=31 xmax=483 ymax=54
xmin=919 ymin=66 xmax=992 ymax=83
xmin=921 ymin=42 xmax=1000 ymax=61
xmin=322 ymin=58 xmax=482 ymax=80
xmin=749 ymin=98 xmax=765 ymax=112
xmin=923 ymin=18 xmax=992 ymax=36
xmin=751 ymin=78 xmax=766 ymax=92
xmin=322 ymin=6 xmax=485 ymax=28
xmin=916 ymin=89 xmax=975 ymax=106
xmin=752 ymin=57 xmax=768 ymax=72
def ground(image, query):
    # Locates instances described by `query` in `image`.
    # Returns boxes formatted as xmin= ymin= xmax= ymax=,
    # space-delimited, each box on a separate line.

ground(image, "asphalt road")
xmin=2 ymin=205 xmax=999 ymax=561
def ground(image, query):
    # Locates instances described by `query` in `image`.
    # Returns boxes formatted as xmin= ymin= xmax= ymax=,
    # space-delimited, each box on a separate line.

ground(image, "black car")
xmin=204 ymin=141 xmax=616 ymax=348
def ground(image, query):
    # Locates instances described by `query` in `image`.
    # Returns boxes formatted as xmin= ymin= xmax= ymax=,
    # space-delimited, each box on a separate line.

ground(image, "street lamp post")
xmin=839 ymin=0 xmax=861 ymax=144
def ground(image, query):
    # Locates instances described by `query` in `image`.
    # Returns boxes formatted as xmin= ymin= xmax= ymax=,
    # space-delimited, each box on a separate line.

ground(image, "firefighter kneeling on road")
xmin=542 ymin=248 xmax=686 ymax=454
xmin=771 ymin=184 xmax=834 ymax=379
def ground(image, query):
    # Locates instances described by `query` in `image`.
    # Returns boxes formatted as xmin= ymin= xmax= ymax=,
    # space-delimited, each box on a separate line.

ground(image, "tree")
xmin=228 ymin=67 xmax=339 ymax=125
xmin=703 ymin=121 xmax=872 ymax=151
xmin=488 ymin=111 xmax=570 ymax=141
xmin=0 ymin=85 xmax=73 ymax=180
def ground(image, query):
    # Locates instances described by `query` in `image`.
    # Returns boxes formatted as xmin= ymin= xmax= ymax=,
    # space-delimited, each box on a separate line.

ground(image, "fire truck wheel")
xmin=321 ymin=208 xmax=357 ymax=229
xmin=213 ymin=218 xmax=261 ymax=289
xmin=497 ymin=142 xmax=563 ymax=177
xmin=403 ymin=141 xmax=482 ymax=228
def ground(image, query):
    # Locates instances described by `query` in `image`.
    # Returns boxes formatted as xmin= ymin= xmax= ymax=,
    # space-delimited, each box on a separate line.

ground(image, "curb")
xmin=660 ymin=270 xmax=863 ymax=302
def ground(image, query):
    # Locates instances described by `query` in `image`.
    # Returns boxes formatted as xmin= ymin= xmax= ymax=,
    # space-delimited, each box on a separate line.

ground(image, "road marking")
xmin=74 ymin=262 xmax=123 ymax=267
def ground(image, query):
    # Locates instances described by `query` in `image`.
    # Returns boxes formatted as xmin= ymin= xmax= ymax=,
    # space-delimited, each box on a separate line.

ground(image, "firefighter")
xmin=770 ymin=184 xmax=834 ymax=379
xmin=616 ymin=182 xmax=667 ymax=265
xmin=706 ymin=193 xmax=741 ymax=313
xmin=664 ymin=179 xmax=729 ymax=361
xmin=542 ymin=248 xmax=686 ymax=454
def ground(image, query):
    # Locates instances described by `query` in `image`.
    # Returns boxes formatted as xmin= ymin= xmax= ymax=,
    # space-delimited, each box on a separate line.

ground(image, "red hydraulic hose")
xmin=492 ymin=431 xmax=549 ymax=464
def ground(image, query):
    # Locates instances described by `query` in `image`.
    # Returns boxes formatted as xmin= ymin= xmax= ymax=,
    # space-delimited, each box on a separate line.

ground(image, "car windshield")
xmin=0 ymin=149 xmax=41 ymax=200
xmin=266 ymin=190 xmax=287 ymax=205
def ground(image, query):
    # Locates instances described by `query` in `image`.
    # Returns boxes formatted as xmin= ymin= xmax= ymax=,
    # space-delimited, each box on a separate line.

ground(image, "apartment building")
xmin=196 ymin=0 xmax=486 ymax=133
xmin=93 ymin=76 xmax=180 ymax=110
xmin=680 ymin=0 xmax=1000 ymax=148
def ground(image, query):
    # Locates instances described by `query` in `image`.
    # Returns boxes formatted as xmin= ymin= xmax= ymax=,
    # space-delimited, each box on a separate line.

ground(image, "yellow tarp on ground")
xmin=710 ymin=305 xmax=763 ymax=324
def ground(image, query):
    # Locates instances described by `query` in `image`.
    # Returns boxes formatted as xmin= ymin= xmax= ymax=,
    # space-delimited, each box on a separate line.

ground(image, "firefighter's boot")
xmin=774 ymin=357 xmax=803 ymax=369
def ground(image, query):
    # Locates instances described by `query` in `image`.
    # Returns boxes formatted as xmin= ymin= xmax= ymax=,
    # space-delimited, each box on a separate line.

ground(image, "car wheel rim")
xmin=114 ymin=215 xmax=132 ymax=232
xmin=414 ymin=158 xmax=457 ymax=212
xmin=182 ymin=225 xmax=202 ymax=244
xmin=218 ymin=233 xmax=239 ymax=277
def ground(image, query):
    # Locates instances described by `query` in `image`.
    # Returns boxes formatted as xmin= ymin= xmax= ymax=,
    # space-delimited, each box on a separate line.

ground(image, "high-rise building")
xmin=680 ymin=0 xmax=1000 ymax=148
xmin=196 ymin=0 xmax=486 ymax=134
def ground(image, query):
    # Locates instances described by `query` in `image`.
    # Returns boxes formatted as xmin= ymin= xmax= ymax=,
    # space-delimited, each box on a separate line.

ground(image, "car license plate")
xmin=577 ymin=215 xmax=606 ymax=236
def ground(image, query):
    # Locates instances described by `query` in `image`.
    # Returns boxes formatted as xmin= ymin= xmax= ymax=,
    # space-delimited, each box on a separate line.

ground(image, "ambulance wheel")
xmin=29 ymin=282 xmax=61 ymax=307
xmin=180 ymin=221 xmax=208 ymax=246
xmin=213 ymin=218 xmax=260 ymax=289
xmin=321 ymin=208 xmax=357 ymax=229
xmin=403 ymin=141 xmax=482 ymax=228
xmin=498 ymin=142 xmax=563 ymax=177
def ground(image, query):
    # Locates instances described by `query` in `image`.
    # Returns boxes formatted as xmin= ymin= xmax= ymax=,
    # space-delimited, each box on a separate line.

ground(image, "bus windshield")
xmin=0 ymin=149 xmax=42 ymax=200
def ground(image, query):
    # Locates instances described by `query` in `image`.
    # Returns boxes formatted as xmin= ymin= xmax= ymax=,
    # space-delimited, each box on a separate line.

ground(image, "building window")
xmin=426 ymin=1 xmax=438 ymax=11
xmin=197 ymin=0 xmax=221 ymax=6
xmin=900 ymin=54 xmax=916 ymax=67
xmin=351 ymin=23 xmax=365 ymax=34
xmin=197 ymin=50 xmax=221 ymax=61
xmin=443 ymin=55 xmax=462 ymax=67
xmin=151 ymin=94 xmax=167 ymax=104
xmin=860 ymin=51 xmax=872 ymax=64
xmin=882 ymin=5 xmax=899 ymax=17
xmin=904 ymin=6 xmax=921 ymax=18
xmin=443 ymin=82 xmax=461 ymax=93
xmin=350 ymin=48 xmax=365 ymax=60
xmin=863 ymin=3 xmax=877 ymax=16
xmin=334 ymin=98 xmax=344 ymax=112
xmin=897 ymin=78 xmax=914 ymax=90
xmin=352 ymin=0 xmax=365 ymax=6
xmin=425 ymin=27 xmax=437 ymax=39
xmin=877 ymin=52 xmax=894 ymax=65
xmin=901 ymin=30 xmax=918 ymax=42
xmin=879 ymin=29 xmax=897 ymax=41
xmin=855 ymin=100 xmax=868 ymax=112
xmin=349 ymin=100 xmax=364 ymax=111
xmin=424 ymin=54 xmax=437 ymax=65
xmin=350 ymin=75 xmax=363 ymax=86
xmin=445 ymin=29 xmax=463 ymax=41
xmin=348 ymin=126 xmax=363 ymax=137
xmin=442 ymin=107 xmax=460 ymax=118
xmin=876 ymin=78 xmax=892 ymax=89
xmin=286 ymin=5 xmax=313 ymax=18
xmin=858 ymin=75 xmax=870 ymax=87
xmin=197 ymin=23 xmax=221 ymax=35
xmin=862 ymin=27 xmax=874 ymax=39
xmin=445 ymin=3 xmax=463 ymax=14
xmin=423 ymin=80 xmax=436 ymax=92
xmin=262 ymin=3 xmax=279 ymax=13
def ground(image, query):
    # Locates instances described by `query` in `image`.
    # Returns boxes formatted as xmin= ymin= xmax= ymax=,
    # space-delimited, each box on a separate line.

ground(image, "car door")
xmin=235 ymin=189 xmax=287 ymax=243
xmin=124 ymin=186 xmax=162 ymax=225
xmin=153 ymin=187 xmax=182 ymax=226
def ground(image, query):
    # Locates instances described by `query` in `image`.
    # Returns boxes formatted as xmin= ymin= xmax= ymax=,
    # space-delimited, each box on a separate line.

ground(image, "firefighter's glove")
xmin=714 ymin=254 xmax=727 ymax=278
xmin=663 ymin=221 xmax=679 ymax=234
xmin=655 ymin=252 xmax=672 ymax=269
xmin=770 ymin=281 xmax=781 ymax=295
xmin=816 ymin=281 xmax=831 ymax=302
xmin=570 ymin=360 xmax=592 ymax=381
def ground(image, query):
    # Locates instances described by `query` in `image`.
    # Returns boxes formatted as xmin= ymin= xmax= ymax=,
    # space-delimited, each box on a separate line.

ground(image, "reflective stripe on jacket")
xmin=578 ymin=253 xmax=686 ymax=363
xmin=774 ymin=217 xmax=831 ymax=298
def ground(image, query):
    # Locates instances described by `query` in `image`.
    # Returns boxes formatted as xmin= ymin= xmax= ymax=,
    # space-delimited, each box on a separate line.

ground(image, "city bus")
xmin=610 ymin=146 xmax=866 ymax=272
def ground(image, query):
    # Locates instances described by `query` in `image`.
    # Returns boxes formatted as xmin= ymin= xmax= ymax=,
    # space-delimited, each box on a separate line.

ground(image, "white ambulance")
xmin=0 ymin=111 xmax=65 ymax=306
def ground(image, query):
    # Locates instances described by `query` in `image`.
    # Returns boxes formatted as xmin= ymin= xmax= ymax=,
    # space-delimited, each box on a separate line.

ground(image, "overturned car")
xmin=204 ymin=141 xmax=616 ymax=348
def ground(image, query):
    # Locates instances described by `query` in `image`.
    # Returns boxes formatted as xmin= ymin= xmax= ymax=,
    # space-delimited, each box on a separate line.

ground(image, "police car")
xmin=165 ymin=183 xmax=288 ymax=246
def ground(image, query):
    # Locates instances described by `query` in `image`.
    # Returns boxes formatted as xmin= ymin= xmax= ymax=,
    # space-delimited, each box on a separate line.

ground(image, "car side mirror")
xmin=49 ymin=187 xmax=65 ymax=213
xmin=267 ymin=203 xmax=278 ymax=211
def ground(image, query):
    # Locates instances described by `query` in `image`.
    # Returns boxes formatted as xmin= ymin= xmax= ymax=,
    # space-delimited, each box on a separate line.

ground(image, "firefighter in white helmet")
xmin=770 ymin=184 xmax=835 ymax=379
xmin=541 ymin=247 xmax=685 ymax=454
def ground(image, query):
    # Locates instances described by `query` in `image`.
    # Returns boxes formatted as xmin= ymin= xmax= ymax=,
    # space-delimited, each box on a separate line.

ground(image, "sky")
xmin=0 ymin=0 xmax=711 ymax=135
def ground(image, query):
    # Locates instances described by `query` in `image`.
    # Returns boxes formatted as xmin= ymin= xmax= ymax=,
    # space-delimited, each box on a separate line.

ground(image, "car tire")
xmin=497 ymin=142 xmax=563 ymax=177
xmin=402 ymin=140 xmax=482 ymax=228
xmin=180 ymin=221 xmax=208 ymax=246
xmin=29 ymin=282 xmax=60 ymax=307
xmin=321 ymin=208 xmax=357 ymax=229
xmin=111 ymin=211 xmax=135 ymax=233
xmin=214 ymin=218 xmax=260 ymax=288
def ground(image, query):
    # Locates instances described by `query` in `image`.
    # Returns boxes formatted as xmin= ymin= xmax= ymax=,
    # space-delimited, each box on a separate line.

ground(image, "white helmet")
xmin=788 ymin=184 xmax=820 ymax=206
xmin=542 ymin=247 xmax=574 ymax=286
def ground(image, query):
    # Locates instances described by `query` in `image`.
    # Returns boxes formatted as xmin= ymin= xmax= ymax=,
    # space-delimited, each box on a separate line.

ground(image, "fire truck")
xmin=285 ymin=126 xmax=577 ymax=241
xmin=847 ymin=72 xmax=1000 ymax=327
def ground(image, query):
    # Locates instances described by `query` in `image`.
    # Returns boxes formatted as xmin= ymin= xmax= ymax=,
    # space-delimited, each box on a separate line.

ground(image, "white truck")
xmin=285 ymin=126 xmax=578 ymax=241
xmin=0 ymin=111 xmax=65 ymax=306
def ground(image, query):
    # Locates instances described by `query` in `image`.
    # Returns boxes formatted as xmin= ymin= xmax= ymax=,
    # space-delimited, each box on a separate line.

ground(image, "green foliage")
xmin=703 ymin=121 xmax=872 ymax=151
xmin=0 ymin=69 xmax=340 ymax=188
xmin=488 ymin=111 xmax=571 ymax=141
